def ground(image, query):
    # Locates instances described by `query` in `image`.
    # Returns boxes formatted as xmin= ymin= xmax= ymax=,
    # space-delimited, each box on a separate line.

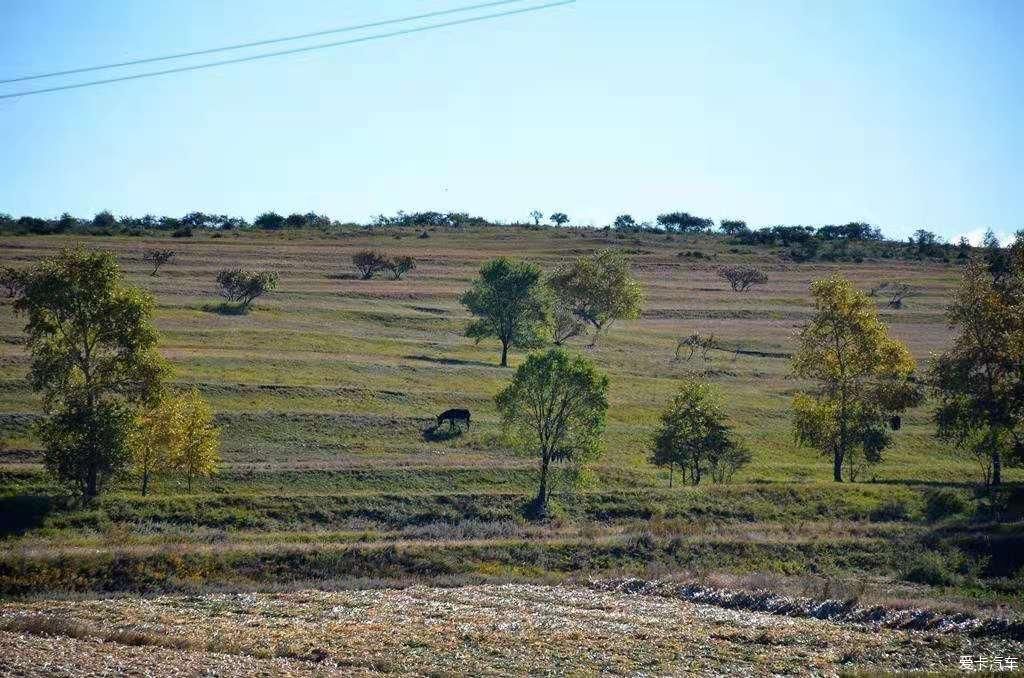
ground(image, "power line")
xmin=0 ymin=0 xmax=539 ymax=85
xmin=0 ymin=1 xmax=573 ymax=100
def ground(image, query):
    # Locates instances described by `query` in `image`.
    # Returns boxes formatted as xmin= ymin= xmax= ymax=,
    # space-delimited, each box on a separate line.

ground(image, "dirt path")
xmin=2 ymin=584 xmax=1019 ymax=676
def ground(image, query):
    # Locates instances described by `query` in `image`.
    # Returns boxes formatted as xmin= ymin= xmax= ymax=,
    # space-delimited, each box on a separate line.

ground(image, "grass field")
xmin=1 ymin=227 xmax=1022 ymax=673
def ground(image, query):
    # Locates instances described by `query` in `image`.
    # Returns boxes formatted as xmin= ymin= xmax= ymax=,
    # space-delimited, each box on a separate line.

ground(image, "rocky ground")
xmin=1 ymin=584 xmax=1020 ymax=676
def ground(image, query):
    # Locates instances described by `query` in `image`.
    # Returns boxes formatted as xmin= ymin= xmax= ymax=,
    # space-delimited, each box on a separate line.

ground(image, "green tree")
xmin=461 ymin=258 xmax=549 ymax=367
xmin=792 ymin=276 xmax=921 ymax=482
xmin=14 ymin=248 xmax=169 ymax=498
xmin=931 ymin=253 xmax=1024 ymax=486
xmin=548 ymin=249 xmax=644 ymax=346
xmin=495 ymin=349 xmax=609 ymax=513
xmin=529 ymin=210 xmax=544 ymax=226
xmin=651 ymin=381 xmax=749 ymax=486
xmin=550 ymin=212 xmax=569 ymax=228
xmin=216 ymin=269 xmax=278 ymax=311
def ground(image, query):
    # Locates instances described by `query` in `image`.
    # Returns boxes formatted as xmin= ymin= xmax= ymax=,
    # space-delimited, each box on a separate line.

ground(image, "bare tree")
xmin=675 ymin=332 xmax=718 ymax=361
xmin=871 ymin=280 xmax=919 ymax=309
xmin=529 ymin=210 xmax=544 ymax=226
xmin=142 ymin=248 xmax=175 ymax=276
xmin=0 ymin=266 xmax=25 ymax=298
xmin=718 ymin=265 xmax=768 ymax=292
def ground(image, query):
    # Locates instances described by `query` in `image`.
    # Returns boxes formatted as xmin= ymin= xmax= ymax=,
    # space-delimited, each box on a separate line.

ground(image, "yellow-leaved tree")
xmin=176 ymin=389 xmax=221 ymax=492
xmin=792 ymin=276 xmax=921 ymax=482
xmin=130 ymin=396 xmax=181 ymax=495
xmin=131 ymin=388 xmax=220 ymax=494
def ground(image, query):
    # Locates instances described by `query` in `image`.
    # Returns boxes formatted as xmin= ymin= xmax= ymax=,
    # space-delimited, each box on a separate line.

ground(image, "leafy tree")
xmin=909 ymin=229 xmax=943 ymax=258
xmin=142 ymin=248 xmax=175 ymax=276
xmin=656 ymin=212 xmax=714 ymax=233
xmin=548 ymin=295 xmax=586 ymax=345
xmin=253 ymin=212 xmax=286 ymax=230
xmin=613 ymin=214 xmax=638 ymax=231
xmin=717 ymin=265 xmax=768 ymax=292
xmin=386 ymin=255 xmax=416 ymax=280
xmin=550 ymin=212 xmax=569 ymax=228
xmin=931 ymin=254 xmax=1024 ymax=486
xmin=461 ymin=258 xmax=549 ymax=367
xmin=181 ymin=212 xmax=214 ymax=229
xmin=495 ymin=349 xmax=608 ymax=513
xmin=175 ymin=388 xmax=221 ymax=492
xmin=792 ymin=276 xmax=921 ymax=482
xmin=529 ymin=210 xmax=544 ymax=226
xmin=352 ymin=250 xmax=388 ymax=279
xmin=14 ymin=248 xmax=169 ymax=497
xmin=982 ymin=229 xmax=1013 ymax=285
xmin=651 ymin=381 xmax=749 ymax=486
xmin=548 ymin=249 xmax=644 ymax=346
xmin=720 ymin=220 xmax=749 ymax=236
xmin=92 ymin=210 xmax=116 ymax=230
xmin=216 ymin=269 xmax=278 ymax=310
xmin=130 ymin=394 xmax=181 ymax=495
xmin=818 ymin=222 xmax=882 ymax=241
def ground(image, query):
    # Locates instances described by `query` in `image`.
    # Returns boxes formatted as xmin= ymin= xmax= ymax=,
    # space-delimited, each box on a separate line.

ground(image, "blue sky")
xmin=1 ymin=0 xmax=1021 ymax=242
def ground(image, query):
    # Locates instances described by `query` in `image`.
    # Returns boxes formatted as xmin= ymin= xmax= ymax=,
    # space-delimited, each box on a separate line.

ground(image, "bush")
xmin=215 ymin=269 xmax=278 ymax=310
xmin=923 ymin=488 xmax=967 ymax=522
xmin=717 ymin=265 xmax=768 ymax=292
xmin=171 ymin=226 xmax=193 ymax=238
xmin=869 ymin=498 xmax=910 ymax=522
xmin=901 ymin=547 xmax=987 ymax=587
xmin=901 ymin=550 xmax=958 ymax=586
xmin=386 ymin=255 xmax=416 ymax=280
xmin=352 ymin=251 xmax=388 ymax=279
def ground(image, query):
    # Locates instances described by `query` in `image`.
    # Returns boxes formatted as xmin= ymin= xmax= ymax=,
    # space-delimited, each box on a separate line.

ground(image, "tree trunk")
xmin=833 ymin=450 xmax=844 ymax=482
xmin=500 ymin=340 xmax=509 ymax=368
xmin=536 ymin=453 xmax=549 ymax=509
xmin=668 ymin=462 xmax=673 ymax=488
xmin=992 ymin=448 xmax=1002 ymax=486
xmin=141 ymin=469 xmax=149 ymax=496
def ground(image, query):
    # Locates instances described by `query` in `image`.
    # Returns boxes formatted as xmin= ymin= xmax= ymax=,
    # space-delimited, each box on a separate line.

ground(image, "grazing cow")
xmin=437 ymin=408 xmax=471 ymax=431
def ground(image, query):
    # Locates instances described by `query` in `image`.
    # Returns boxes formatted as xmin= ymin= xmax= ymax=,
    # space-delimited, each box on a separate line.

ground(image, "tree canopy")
xmin=495 ymin=349 xmax=609 ymax=513
xmin=792 ymin=276 xmax=921 ymax=482
xmin=461 ymin=258 xmax=549 ymax=367
xmin=651 ymin=381 xmax=749 ymax=486
xmin=548 ymin=249 xmax=644 ymax=346
xmin=14 ymin=248 xmax=169 ymax=497
xmin=931 ymin=246 xmax=1024 ymax=486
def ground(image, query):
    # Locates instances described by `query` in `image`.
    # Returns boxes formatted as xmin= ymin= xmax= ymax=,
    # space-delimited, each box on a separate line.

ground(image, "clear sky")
xmin=1 ymin=0 xmax=1021 ymax=242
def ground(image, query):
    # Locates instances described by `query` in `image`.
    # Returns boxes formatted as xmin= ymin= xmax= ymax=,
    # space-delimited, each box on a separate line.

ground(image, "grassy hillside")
xmin=0 ymin=227 xmax=1020 ymax=605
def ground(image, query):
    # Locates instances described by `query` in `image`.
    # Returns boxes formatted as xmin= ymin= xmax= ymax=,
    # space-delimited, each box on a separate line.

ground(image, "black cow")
xmin=437 ymin=408 xmax=471 ymax=431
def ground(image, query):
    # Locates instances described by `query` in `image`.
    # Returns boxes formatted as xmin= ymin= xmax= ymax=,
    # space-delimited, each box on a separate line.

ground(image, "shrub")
xmin=141 ymin=248 xmax=175 ymax=276
xmin=215 ymin=269 xmax=278 ymax=310
xmin=901 ymin=546 xmax=988 ymax=587
xmin=923 ymin=488 xmax=967 ymax=522
xmin=718 ymin=265 xmax=768 ymax=292
xmin=352 ymin=251 xmax=388 ymax=279
xmin=386 ymin=255 xmax=416 ymax=280
xmin=869 ymin=498 xmax=910 ymax=522
xmin=171 ymin=226 xmax=193 ymax=238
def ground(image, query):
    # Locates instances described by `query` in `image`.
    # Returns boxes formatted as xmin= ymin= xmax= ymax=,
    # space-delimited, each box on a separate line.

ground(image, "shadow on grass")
xmin=422 ymin=424 xmax=465 ymax=442
xmin=0 ymin=494 xmax=58 ymax=537
xmin=405 ymin=354 xmax=496 ymax=368
xmin=202 ymin=302 xmax=249 ymax=316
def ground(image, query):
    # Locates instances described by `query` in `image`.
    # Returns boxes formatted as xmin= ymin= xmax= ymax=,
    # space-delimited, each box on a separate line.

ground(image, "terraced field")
xmin=0 ymin=228 xmax=1021 ymax=673
xmin=3 ymin=584 xmax=1021 ymax=676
